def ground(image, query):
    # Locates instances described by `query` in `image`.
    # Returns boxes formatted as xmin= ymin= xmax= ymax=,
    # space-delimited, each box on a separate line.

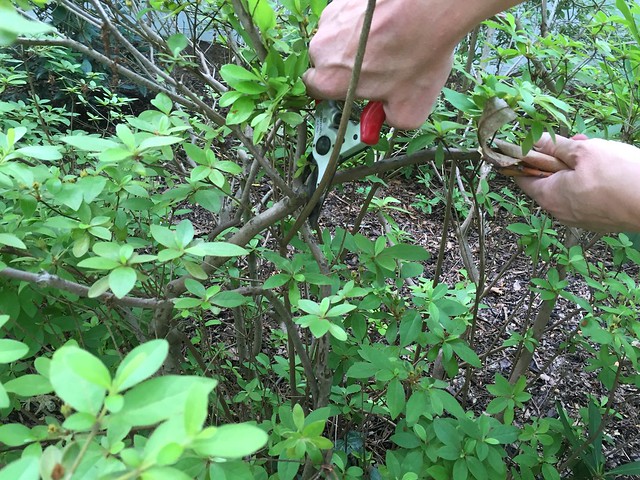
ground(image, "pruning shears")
xmin=307 ymin=100 xmax=386 ymax=225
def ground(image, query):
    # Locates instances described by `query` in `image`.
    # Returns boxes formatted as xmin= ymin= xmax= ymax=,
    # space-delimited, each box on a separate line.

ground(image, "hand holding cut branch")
xmin=516 ymin=134 xmax=640 ymax=232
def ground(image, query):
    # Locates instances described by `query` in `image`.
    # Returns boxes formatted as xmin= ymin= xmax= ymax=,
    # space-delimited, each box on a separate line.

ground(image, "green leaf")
xmin=0 ymin=455 xmax=39 ymax=480
xmin=158 ymin=249 xmax=183 ymax=262
xmin=292 ymin=403 xmax=305 ymax=430
xmin=541 ymin=463 xmax=560 ymax=480
xmin=62 ymin=135 xmax=120 ymax=152
xmin=185 ymin=242 xmax=248 ymax=257
xmin=141 ymin=467 xmax=192 ymax=480
xmin=0 ymin=9 xmax=54 ymax=46
xmin=16 ymin=145 xmax=62 ymax=161
xmin=0 ymin=233 xmax=26 ymax=249
xmin=0 ymin=383 xmax=8 ymax=409
xmin=167 ymin=33 xmax=188 ymax=56
xmin=386 ymin=378 xmax=405 ymax=420
xmin=175 ymin=220 xmax=194 ymax=248
xmin=220 ymin=64 xmax=260 ymax=83
xmin=78 ymin=257 xmax=121 ymax=270
xmin=192 ymin=423 xmax=268 ymax=459
xmin=327 ymin=323 xmax=348 ymax=341
xmin=226 ymin=96 xmax=255 ymax=125
xmin=0 ymin=338 xmax=28 ymax=363
xmin=151 ymin=93 xmax=173 ymax=114
xmin=326 ymin=303 xmax=356 ymax=317
xmin=379 ymin=244 xmax=430 ymax=261
xmin=346 ymin=362 xmax=379 ymax=379
xmin=49 ymin=345 xmax=110 ymax=415
xmin=63 ymin=412 xmax=97 ymax=431
xmin=209 ymin=461 xmax=255 ymax=480
xmin=452 ymin=341 xmax=482 ymax=368
xmin=139 ymin=136 xmax=183 ymax=150
xmin=193 ymin=189 xmax=222 ymax=213
xmin=109 ymin=267 xmax=137 ymax=298
xmin=617 ymin=0 xmax=640 ymax=43
xmin=247 ymin=0 xmax=276 ymax=32
xmin=88 ymin=276 xmax=111 ymax=298
xmin=211 ymin=291 xmax=248 ymax=308
xmin=399 ymin=310 xmax=422 ymax=347
xmin=443 ymin=88 xmax=477 ymax=112
xmin=184 ymin=383 xmax=209 ymax=436
xmin=114 ymin=340 xmax=169 ymax=393
xmin=4 ymin=374 xmax=52 ymax=396
xmin=0 ymin=423 xmax=32 ymax=446
xmin=115 ymin=376 xmax=217 ymax=427
xmin=608 ymin=460 xmax=640 ymax=476
xmin=433 ymin=418 xmax=461 ymax=447
xmin=263 ymin=273 xmax=291 ymax=289
xmin=151 ymin=225 xmax=178 ymax=248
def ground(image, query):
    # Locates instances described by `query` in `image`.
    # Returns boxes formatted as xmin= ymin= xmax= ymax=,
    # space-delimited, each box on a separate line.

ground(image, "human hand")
xmin=516 ymin=133 xmax=640 ymax=232
xmin=303 ymin=0 xmax=459 ymax=130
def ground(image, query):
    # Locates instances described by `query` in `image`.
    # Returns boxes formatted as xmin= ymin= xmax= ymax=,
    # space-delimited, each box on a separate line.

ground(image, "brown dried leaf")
xmin=478 ymin=97 xmax=520 ymax=167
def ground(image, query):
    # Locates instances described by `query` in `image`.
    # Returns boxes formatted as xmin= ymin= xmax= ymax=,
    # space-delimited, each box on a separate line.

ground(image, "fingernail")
xmin=571 ymin=134 xmax=588 ymax=140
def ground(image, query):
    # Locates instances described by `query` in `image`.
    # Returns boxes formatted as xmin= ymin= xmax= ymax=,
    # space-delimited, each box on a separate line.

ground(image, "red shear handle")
xmin=360 ymin=101 xmax=386 ymax=145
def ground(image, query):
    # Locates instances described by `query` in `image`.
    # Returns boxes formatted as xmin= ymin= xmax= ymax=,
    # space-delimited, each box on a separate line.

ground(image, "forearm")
xmin=432 ymin=0 xmax=525 ymax=45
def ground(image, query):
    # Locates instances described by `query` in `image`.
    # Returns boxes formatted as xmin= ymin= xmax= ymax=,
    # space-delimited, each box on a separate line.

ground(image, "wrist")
xmin=431 ymin=0 xmax=524 ymax=45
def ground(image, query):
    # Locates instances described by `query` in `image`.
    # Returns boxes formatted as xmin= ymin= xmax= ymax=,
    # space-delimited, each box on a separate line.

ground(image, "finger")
xmin=499 ymin=166 xmax=553 ymax=178
xmin=534 ymin=133 xmax=581 ymax=169
xmin=383 ymin=99 xmax=431 ymax=130
xmin=514 ymin=175 xmax=550 ymax=202
xmin=383 ymin=88 xmax=441 ymax=130
xmin=521 ymin=150 xmax=569 ymax=173
xmin=515 ymin=170 xmax=568 ymax=208
xmin=302 ymin=68 xmax=350 ymax=100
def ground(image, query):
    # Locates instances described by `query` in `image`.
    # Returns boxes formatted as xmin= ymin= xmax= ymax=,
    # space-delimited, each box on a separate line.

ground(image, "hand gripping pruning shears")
xmin=307 ymin=100 xmax=386 ymax=226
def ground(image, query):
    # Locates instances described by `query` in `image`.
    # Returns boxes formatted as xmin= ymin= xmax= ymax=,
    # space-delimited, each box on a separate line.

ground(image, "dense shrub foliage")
xmin=0 ymin=0 xmax=639 ymax=479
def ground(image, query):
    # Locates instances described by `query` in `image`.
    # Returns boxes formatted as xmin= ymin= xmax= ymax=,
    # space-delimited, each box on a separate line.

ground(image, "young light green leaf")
xmin=3 ymin=374 xmax=52 ymax=396
xmin=139 ymin=136 xmax=183 ymax=150
xmin=0 ymin=339 xmax=29 ymax=363
xmin=185 ymin=242 xmax=248 ymax=257
xmin=175 ymin=220 xmax=194 ymax=248
xmin=16 ymin=145 xmax=62 ymax=161
xmin=0 ymin=233 xmax=26 ymax=249
xmin=114 ymin=339 xmax=169 ymax=393
xmin=167 ymin=33 xmax=189 ymax=56
xmin=0 ymin=423 xmax=32 ymax=447
xmin=78 ymin=257 xmax=121 ymax=270
xmin=61 ymin=135 xmax=120 ymax=152
xmin=0 ymin=383 xmax=8 ymax=409
xmin=192 ymin=423 xmax=268 ymax=459
xmin=109 ymin=267 xmax=137 ymax=298
xmin=49 ymin=345 xmax=110 ymax=415
xmin=0 ymin=455 xmax=39 ymax=480
xmin=88 ymin=276 xmax=111 ymax=298
xmin=151 ymin=224 xmax=177 ymax=249
xmin=115 ymin=376 xmax=217 ymax=427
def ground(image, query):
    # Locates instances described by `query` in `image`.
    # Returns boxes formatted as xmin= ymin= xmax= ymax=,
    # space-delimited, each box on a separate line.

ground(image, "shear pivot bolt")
xmin=316 ymin=136 xmax=332 ymax=156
